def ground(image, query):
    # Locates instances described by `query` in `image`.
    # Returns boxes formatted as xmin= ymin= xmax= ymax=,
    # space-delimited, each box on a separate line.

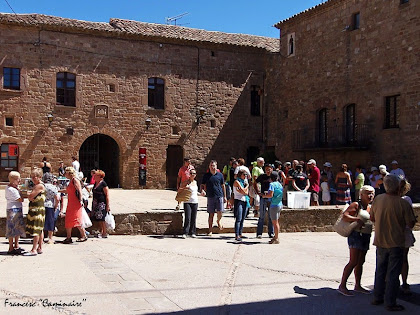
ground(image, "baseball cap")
xmin=323 ymin=162 xmax=332 ymax=167
xmin=391 ymin=160 xmax=398 ymax=164
xmin=307 ymin=159 xmax=316 ymax=165
xmin=371 ymin=166 xmax=378 ymax=171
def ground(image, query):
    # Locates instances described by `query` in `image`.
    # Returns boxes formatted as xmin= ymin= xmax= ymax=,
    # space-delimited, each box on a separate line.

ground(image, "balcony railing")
xmin=292 ymin=124 xmax=371 ymax=151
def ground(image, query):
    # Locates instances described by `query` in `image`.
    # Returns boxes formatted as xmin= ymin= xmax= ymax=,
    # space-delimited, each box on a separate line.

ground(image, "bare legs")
xmin=401 ymin=248 xmax=410 ymax=291
xmin=99 ymin=221 xmax=107 ymax=236
xmin=339 ymin=248 xmax=368 ymax=295
xmin=8 ymin=236 xmax=20 ymax=252
xmin=271 ymin=219 xmax=280 ymax=241
xmin=208 ymin=212 xmax=223 ymax=234
xmin=29 ymin=232 xmax=43 ymax=254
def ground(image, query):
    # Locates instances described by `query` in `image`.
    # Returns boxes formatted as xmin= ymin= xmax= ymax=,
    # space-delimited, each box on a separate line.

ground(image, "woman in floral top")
xmin=91 ymin=170 xmax=110 ymax=238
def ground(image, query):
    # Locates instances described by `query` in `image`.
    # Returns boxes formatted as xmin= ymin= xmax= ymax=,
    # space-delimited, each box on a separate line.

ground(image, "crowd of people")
xmin=176 ymin=156 xmax=417 ymax=311
xmin=4 ymin=156 xmax=111 ymax=256
xmin=4 ymin=154 xmax=417 ymax=311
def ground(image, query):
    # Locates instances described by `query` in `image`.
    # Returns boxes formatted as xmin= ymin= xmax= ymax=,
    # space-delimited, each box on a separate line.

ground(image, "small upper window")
xmin=400 ymin=0 xmax=409 ymax=4
xmin=148 ymin=77 xmax=165 ymax=109
xmin=385 ymin=95 xmax=400 ymax=129
xmin=5 ymin=117 xmax=14 ymax=127
xmin=56 ymin=72 xmax=76 ymax=106
xmin=287 ymin=33 xmax=295 ymax=56
xmin=352 ymin=12 xmax=360 ymax=30
xmin=3 ymin=67 xmax=20 ymax=90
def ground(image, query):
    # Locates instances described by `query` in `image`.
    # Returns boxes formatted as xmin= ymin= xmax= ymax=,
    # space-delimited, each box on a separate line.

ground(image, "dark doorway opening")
xmin=79 ymin=134 xmax=120 ymax=188
xmin=166 ymin=145 xmax=183 ymax=189
xmin=246 ymin=146 xmax=260 ymax=166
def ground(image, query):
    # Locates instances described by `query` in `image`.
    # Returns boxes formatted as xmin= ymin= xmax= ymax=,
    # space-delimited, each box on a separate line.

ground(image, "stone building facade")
xmin=266 ymin=0 xmax=419 ymax=197
xmin=0 ymin=14 xmax=277 ymax=188
xmin=1 ymin=0 xmax=419 ymax=197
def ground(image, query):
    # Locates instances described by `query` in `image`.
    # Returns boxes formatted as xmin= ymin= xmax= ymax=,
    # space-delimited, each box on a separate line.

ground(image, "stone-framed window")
xmin=287 ymin=33 xmax=295 ymax=56
xmin=318 ymin=108 xmax=328 ymax=145
xmin=148 ymin=77 xmax=165 ymax=110
xmin=385 ymin=95 xmax=400 ymax=129
xmin=56 ymin=72 xmax=76 ymax=106
xmin=344 ymin=104 xmax=356 ymax=143
xmin=3 ymin=67 xmax=20 ymax=90
xmin=352 ymin=12 xmax=360 ymax=30
xmin=5 ymin=117 xmax=14 ymax=127
xmin=250 ymin=85 xmax=261 ymax=116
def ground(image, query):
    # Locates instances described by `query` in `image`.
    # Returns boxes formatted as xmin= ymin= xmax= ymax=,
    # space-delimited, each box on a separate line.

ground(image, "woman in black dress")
xmin=91 ymin=170 xmax=110 ymax=238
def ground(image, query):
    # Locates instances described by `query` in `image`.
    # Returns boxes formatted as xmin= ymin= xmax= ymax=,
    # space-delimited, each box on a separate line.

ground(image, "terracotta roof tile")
xmin=274 ymin=0 xmax=335 ymax=27
xmin=0 ymin=13 xmax=278 ymax=52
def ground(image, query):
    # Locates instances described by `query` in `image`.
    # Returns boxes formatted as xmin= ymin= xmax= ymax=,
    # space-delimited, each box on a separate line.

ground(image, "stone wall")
xmin=0 ymin=22 xmax=269 ymax=187
xmin=1 ymin=204 xmax=419 ymax=237
xmin=266 ymin=0 xmax=419 ymax=199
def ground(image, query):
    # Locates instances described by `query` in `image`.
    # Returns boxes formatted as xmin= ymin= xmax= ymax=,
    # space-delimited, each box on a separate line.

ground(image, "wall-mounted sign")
xmin=94 ymin=105 xmax=109 ymax=119
xmin=139 ymin=147 xmax=146 ymax=186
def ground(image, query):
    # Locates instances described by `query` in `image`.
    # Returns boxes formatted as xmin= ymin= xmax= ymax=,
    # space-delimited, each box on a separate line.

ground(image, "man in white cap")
xmin=307 ymin=159 xmax=320 ymax=206
xmin=390 ymin=160 xmax=405 ymax=179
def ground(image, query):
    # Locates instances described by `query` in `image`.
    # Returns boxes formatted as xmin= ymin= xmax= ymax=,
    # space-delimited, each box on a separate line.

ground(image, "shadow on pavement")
xmin=151 ymin=285 xmax=419 ymax=315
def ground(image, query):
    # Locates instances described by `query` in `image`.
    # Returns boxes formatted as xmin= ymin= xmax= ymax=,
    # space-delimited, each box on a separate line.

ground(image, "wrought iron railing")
xmin=292 ymin=124 xmax=371 ymax=150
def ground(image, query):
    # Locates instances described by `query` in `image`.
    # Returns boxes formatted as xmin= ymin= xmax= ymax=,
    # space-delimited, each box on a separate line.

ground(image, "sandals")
xmin=7 ymin=248 xmax=25 ymax=255
xmin=336 ymin=287 xmax=354 ymax=297
xmin=76 ymin=237 xmax=88 ymax=242
xmin=386 ymin=305 xmax=405 ymax=312
xmin=63 ymin=238 xmax=73 ymax=244
xmin=37 ymin=249 xmax=43 ymax=254
xmin=23 ymin=251 xmax=37 ymax=256
xmin=354 ymin=286 xmax=371 ymax=294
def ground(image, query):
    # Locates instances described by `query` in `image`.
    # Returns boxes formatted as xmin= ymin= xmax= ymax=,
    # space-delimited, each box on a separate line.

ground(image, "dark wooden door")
xmin=166 ymin=145 xmax=183 ymax=189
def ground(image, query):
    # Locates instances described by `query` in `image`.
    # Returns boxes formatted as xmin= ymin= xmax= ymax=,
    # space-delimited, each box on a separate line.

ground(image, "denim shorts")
xmin=348 ymin=230 xmax=371 ymax=251
xmin=207 ymin=196 xmax=225 ymax=213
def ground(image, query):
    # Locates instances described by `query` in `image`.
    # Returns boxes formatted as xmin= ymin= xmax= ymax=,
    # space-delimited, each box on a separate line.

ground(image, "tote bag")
xmin=333 ymin=204 xmax=358 ymax=237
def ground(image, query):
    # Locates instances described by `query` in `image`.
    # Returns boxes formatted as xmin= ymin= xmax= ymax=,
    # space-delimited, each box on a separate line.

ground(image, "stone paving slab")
xmin=1 ymin=232 xmax=419 ymax=314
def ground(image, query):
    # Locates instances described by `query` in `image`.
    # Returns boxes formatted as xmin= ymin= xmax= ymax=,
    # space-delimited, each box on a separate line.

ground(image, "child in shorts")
xmin=321 ymin=176 xmax=331 ymax=205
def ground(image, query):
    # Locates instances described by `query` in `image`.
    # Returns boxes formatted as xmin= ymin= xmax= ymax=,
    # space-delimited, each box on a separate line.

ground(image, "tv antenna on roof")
xmin=166 ymin=12 xmax=189 ymax=26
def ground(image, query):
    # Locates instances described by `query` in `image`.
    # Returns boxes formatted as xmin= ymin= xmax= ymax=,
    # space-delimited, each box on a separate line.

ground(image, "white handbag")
xmin=333 ymin=204 xmax=358 ymax=237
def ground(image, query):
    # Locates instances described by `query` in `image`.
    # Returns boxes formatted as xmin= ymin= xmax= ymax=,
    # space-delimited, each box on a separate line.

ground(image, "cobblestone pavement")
xmin=0 ymin=232 xmax=419 ymax=314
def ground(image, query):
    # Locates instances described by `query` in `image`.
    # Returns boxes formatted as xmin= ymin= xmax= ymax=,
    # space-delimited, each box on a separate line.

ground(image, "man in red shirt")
xmin=307 ymin=159 xmax=320 ymax=206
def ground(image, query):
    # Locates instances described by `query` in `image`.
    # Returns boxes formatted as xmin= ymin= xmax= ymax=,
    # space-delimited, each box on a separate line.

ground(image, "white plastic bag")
xmin=105 ymin=212 xmax=115 ymax=231
xmin=81 ymin=208 xmax=92 ymax=229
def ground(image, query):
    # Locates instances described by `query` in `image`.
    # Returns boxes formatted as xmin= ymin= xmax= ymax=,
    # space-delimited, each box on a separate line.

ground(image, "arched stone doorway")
xmin=79 ymin=134 xmax=120 ymax=188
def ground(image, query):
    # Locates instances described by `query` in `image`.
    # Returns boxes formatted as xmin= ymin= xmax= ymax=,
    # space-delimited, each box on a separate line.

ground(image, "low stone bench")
xmin=1 ymin=205 xmax=419 ymax=236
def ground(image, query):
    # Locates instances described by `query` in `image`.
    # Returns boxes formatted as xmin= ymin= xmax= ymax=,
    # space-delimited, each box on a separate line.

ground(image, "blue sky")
xmin=0 ymin=0 xmax=326 ymax=37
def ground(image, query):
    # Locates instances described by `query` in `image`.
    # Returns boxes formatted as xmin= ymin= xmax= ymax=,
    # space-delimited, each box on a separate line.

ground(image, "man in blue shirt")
xmin=201 ymin=160 xmax=226 ymax=236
